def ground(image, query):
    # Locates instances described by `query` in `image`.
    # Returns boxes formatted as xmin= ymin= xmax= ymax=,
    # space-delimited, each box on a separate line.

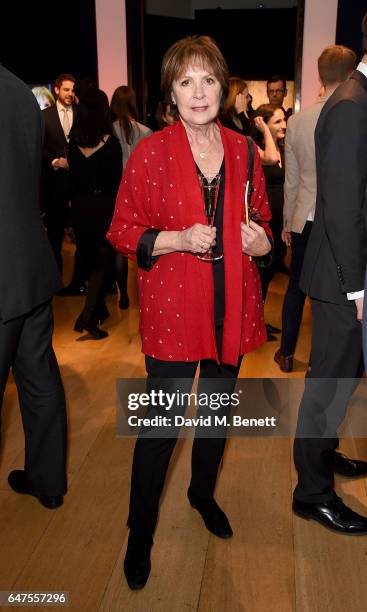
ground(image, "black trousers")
xmin=271 ymin=210 xmax=287 ymax=270
xmin=128 ymin=328 xmax=242 ymax=538
xmin=0 ymin=300 xmax=67 ymax=496
xmin=293 ymin=298 xmax=362 ymax=503
xmin=280 ymin=222 xmax=312 ymax=356
xmin=45 ymin=175 xmax=70 ymax=274
xmin=77 ymin=237 xmax=115 ymax=323
xmin=259 ymin=211 xmax=287 ymax=302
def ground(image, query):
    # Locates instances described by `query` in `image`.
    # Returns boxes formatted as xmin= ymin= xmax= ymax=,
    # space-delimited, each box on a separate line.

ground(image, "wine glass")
xmin=197 ymin=172 xmax=222 ymax=262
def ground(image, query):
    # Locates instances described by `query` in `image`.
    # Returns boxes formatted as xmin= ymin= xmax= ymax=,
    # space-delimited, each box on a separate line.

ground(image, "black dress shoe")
xmin=8 ymin=470 xmax=63 ymax=509
xmin=293 ymin=495 xmax=367 ymax=534
xmin=118 ymin=295 xmax=130 ymax=310
xmin=96 ymin=304 xmax=110 ymax=325
xmin=332 ymin=452 xmax=367 ymax=478
xmin=57 ymin=284 xmax=87 ymax=296
xmin=266 ymin=323 xmax=281 ymax=334
xmin=124 ymin=533 xmax=153 ymax=590
xmin=73 ymin=315 xmax=108 ymax=339
xmin=274 ymin=349 xmax=293 ymax=373
xmin=188 ymin=490 xmax=233 ymax=538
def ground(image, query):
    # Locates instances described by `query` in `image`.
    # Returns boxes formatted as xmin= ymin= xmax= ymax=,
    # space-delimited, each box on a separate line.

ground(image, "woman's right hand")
xmin=180 ymin=223 xmax=216 ymax=254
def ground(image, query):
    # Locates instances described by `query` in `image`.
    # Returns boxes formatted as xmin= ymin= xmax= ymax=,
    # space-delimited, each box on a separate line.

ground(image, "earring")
xmin=171 ymin=98 xmax=176 ymax=105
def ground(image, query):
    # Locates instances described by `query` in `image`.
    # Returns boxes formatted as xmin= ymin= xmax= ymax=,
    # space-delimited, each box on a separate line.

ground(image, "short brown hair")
xmin=318 ymin=45 xmax=356 ymax=86
xmin=160 ymin=36 xmax=229 ymax=116
xmin=362 ymin=13 xmax=367 ymax=55
xmin=224 ymin=77 xmax=248 ymax=114
xmin=54 ymin=73 xmax=76 ymax=89
xmin=254 ymin=104 xmax=284 ymax=124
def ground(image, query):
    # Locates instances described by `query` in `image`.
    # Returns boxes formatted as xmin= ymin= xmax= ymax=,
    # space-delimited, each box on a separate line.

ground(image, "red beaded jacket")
xmin=107 ymin=120 xmax=272 ymax=366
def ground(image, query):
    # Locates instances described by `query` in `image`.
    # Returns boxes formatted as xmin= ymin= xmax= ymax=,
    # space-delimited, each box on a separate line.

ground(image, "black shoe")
xmin=96 ymin=304 xmax=110 ymax=325
xmin=266 ymin=323 xmax=281 ymax=334
xmin=332 ymin=452 xmax=367 ymax=478
xmin=188 ymin=490 xmax=233 ymax=539
xmin=73 ymin=314 xmax=108 ymax=339
xmin=8 ymin=470 xmax=63 ymax=509
xmin=118 ymin=295 xmax=130 ymax=310
xmin=274 ymin=349 xmax=293 ymax=373
xmin=57 ymin=284 xmax=87 ymax=296
xmin=292 ymin=495 xmax=367 ymax=534
xmin=266 ymin=330 xmax=277 ymax=342
xmin=123 ymin=533 xmax=152 ymax=590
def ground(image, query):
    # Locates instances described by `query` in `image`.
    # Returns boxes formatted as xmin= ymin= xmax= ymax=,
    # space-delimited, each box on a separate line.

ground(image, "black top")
xmin=68 ymin=135 xmax=122 ymax=238
xmin=68 ymin=136 xmax=122 ymax=198
xmin=220 ymin=112 xmax=251 ymax=137
xmin=196 ymin=161 xmax=225 ymax=326
xmin=262 ymin=150 xmax=285 ymax=216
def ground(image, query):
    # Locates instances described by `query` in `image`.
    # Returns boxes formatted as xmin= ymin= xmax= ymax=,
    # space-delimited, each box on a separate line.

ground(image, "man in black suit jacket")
xmin=42 ymin=73 xmax=84 ymax=286
xmin=0 ymin=65 xmax=67 ymax=508
xmin=293 ymin=14 xmax=367 ymax=534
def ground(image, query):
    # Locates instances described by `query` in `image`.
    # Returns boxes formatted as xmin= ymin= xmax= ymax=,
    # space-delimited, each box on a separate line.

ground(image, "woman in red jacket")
xmin=107 ymin=35 xmax=272 ymax=590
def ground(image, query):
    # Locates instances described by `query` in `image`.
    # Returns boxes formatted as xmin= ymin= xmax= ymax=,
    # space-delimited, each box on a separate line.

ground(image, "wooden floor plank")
xmin=100 ymin=438 xmax=210 ymax=612
xmin=11 ymin=416 xmax=134 ymax=612
xmin=198 ymin=438 xmax=295 ymax=612
xmin=2 ymin=249 xmax=367 ymax=611
xmin=292 ymin=435 xmax=367 ymax=612
xmin=0 ymin=490 xmax=58 ymax=591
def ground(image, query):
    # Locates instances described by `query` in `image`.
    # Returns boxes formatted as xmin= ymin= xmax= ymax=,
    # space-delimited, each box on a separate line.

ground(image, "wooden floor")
xmin=1 ymin=245 xmax=367 ymax=612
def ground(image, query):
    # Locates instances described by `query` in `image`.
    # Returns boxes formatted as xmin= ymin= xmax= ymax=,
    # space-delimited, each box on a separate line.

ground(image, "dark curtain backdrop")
xmin=144 ymin=8 xmax=297 ymax=126
xmin=336 ymin=0 xmax=366 ymax=58
xmin=0 ymin=1 xmax=98 ymax=85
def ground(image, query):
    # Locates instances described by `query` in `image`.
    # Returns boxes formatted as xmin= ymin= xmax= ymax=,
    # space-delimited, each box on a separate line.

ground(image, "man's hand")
xmin=52 ymin=157 xmax=69 ymax=170
xmin=281 ymin=229 xmax=292 ymax=246
xmin=355 ymin=296 xmax=364 ymax=321
xmin=241 ymin=220 xmax=271 ymax=257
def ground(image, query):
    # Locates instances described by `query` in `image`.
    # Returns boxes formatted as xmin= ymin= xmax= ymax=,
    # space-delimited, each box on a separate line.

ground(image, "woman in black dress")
xmin=253 ymin=104 xmax=287 ymax=339
xmin=68 ymin=89 xmax=122 ymax=339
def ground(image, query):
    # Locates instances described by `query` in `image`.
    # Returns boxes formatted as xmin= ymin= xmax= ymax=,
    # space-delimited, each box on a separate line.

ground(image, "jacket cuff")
xmin=346 ymin=290 xmax=364 ymax=300
xmin=253 ymin=234 xmax=274 ymax=268
xmin=136 ymin=228 xmax=161 ymax=271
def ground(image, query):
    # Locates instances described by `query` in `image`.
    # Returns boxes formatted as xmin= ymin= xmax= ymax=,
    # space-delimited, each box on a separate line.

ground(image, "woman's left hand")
xmin=241 ymin=221 xmax=271 ymax=257
xmin=254 ymin=116 xmax=268 ymax=134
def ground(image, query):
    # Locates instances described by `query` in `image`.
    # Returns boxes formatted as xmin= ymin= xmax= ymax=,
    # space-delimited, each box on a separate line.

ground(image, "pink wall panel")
xmin=95 ymin=0 xmax=128 ymax=101
xmin=300 ymin=0 xmax=338 ymax=110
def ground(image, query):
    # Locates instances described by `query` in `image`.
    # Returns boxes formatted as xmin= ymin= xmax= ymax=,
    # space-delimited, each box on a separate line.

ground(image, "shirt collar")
xmin=357 ymin=61 xmax=367 ymax=79
xmin=56 ymin=100 xmax=72 ymax=112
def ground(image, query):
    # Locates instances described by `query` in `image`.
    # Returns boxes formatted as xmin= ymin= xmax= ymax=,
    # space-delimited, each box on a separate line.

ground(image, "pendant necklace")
xmin=198 ymin=143 xmax=212 ymax=159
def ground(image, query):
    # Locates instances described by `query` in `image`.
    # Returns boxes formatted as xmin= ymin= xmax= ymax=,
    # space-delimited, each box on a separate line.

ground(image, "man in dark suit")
xmin=42 ymin=73 xmax=75 ymax=272
xmin=275 ymin=45 xmax=356 ymax=373
xmin=0 ymin=65 xmax=67 ymax=508
xmin=293 ymin=14 xmax=367 ymax=534
xmin=43 ymin=73 xmax=86 ymax=294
